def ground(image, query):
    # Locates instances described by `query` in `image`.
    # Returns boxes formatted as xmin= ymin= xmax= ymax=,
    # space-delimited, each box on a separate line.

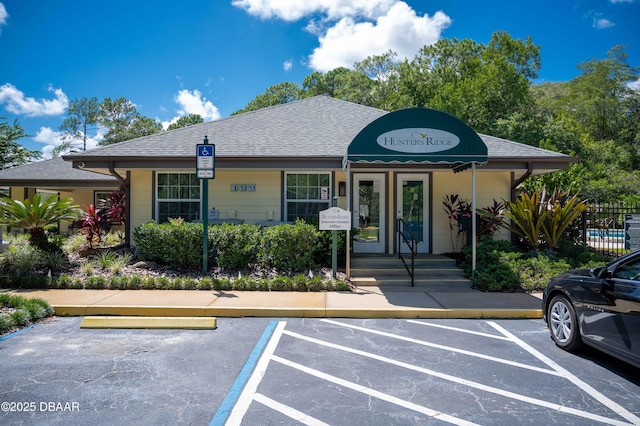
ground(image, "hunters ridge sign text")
xmin=377 ymin=128 xmax=460 ymax=154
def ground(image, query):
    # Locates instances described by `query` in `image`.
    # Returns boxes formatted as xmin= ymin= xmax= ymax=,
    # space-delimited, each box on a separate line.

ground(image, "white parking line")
xmin=322 ymin=319 xmax=560 ymax=376
xmin=225 ymin=321 xmax=287 ymax=426
xmin=406 ymin=319 xmax=512 ymax=340
xmin=488 ymin=321 xmax=640 ymax=426
xmin=253 ymin=393 xmax=330 ymax=426
xmin=272 ymin=355 xmax=480 ymax=426
xmin=283 ymin=329 xmax=632 ymax=426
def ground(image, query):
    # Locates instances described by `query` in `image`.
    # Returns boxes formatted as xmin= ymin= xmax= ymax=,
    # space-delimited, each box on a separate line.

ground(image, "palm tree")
xmin=0 ymin=194 xmax=81 ymax=252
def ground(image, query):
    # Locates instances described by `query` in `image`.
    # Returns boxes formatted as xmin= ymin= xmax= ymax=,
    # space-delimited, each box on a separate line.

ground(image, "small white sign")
xmin=319 ymin=207 xmax=351 ymax=230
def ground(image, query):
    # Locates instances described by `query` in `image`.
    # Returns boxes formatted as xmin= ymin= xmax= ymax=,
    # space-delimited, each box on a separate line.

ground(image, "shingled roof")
xmin=0 ymin=157 xmax=117 ymax=188
xmin=62 ymin=96 xmax=573 ymax=171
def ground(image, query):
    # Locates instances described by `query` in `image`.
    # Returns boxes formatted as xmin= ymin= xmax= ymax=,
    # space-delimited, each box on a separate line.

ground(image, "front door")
xmin=353 ymin=174 xmax=386 ymax=253
xmin=397 ymin=174 xmax=429 ymax=253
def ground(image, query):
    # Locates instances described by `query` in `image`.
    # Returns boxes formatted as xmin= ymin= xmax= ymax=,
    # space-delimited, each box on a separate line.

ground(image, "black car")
xmin=542 ymin=250 xmax=640 ymax=369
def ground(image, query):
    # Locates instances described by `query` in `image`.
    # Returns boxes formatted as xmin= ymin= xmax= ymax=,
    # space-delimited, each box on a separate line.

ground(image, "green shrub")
xmin=197 ymin=277 xmax=213 ymax=290
xmin=0 ymin=315 xmax=12 ymax=334
xmin=127 ymin=275 xmax=142 ymax=289
xmin=269 ymin=276 xmax=293 ymax=291
xmin=335 ymin=279 xmax=351 ymax=291
xmin=85 ymin=276 xmax=107 ymax=289
xmin=293 ymin=274 xmax=308 ymax=291
xmin=156 ymin=277 xmax=171 ymax=290
xmin=183 ymin=278 xmax=196 ymax=290
xmin=214 ymin=277 xmax=232 ymax=291
xmin=307 ymin=276 xmax=325 ymax=291
xmin=140 ymin=276 xmax=156 ymax=289
xmin=133 ymin=221 xmax=206 ymax=269
xmin=9 ymin=309 xmax=31 ymax=327
xmin=258 ymin=222 xmax=319 ymax=271
xmin=54 ymin=274 xmax=73 ymax=289
xmin=0 ymin=244 xmax=42 ymax=275
xmin=169 ymin=277 xmax=183 ymax=290
xmin=210 ymin=224 xmax=260 ymax=269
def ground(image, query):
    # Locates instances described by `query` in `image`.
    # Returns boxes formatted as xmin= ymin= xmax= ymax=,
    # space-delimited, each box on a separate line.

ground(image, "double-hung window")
xmin=157 ymin=173 xmax=200 ymax=223
xmin=285 ymin=172 xmax=331 ymax=223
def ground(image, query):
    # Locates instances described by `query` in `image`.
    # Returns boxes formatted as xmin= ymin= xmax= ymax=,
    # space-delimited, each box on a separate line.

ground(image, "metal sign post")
xmin=197 ymin=136 xmax=215 ymax=273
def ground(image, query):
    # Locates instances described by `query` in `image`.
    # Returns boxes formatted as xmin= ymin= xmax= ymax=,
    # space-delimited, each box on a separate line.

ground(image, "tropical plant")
xmin=98 ymin=185 xmax=126 ymax=224
xmin=502 ymin=190 xmax=547 ymax=249
xmin=442 ymin=194 xmax=471 ymax=252
xmin=478 ymin=199 xmax=506 ymax=238
xmin=80 ymin=204 xmax=109 ymax=249
xmin=540 ymin=188 xmax=589 ymax=249
xmin=502 ymin=187 xmax=588 ymax=251
xmin=0 ymin=194 xmax=81 ymax=252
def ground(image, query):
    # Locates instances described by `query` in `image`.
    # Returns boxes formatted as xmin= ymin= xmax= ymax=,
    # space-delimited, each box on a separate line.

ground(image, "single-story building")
xmin=58 ymin=96 xmax=575 ymax=257
xmin=0 ymin=156 xmax=118 ymax=234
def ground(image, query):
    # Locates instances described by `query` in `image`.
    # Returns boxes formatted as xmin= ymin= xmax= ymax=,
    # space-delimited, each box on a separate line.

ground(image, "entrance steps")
xmin=350 ymin=255 xmax=472 ymax=288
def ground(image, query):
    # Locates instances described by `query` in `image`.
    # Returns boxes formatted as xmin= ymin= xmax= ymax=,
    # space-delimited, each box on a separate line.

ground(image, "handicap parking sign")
xmin=196 ymin=143 xmax=215 ymax=178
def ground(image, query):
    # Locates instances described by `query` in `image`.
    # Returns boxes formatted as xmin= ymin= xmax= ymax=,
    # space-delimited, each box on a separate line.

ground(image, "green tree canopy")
xmin=232 ymin=82 xmax=301 ymax=115
xmin=167 ymin=114 xmax=204 ymax=131
xmin=98 ymin=97 xmax=161 ymax=145
xmin=0 ymin=117 xmax=39 ymax=170
xmin=59 ymin=97 xmax=100 ymax=151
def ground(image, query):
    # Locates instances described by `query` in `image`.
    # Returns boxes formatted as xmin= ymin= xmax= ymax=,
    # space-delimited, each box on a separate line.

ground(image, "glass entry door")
xmin=353 ymin=174 xmax=386 ymax=254
xmin=397 ymin=174 xmax=429 ymax=253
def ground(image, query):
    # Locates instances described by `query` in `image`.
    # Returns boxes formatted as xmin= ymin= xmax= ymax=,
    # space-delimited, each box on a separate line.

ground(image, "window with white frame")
xmin=285 ymin=172 xmax=331 ymax=223
xmin=156 ymin=173 xmax=200 ymax=223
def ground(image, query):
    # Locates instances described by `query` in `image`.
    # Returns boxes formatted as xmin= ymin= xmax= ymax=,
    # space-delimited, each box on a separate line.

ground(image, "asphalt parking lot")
xmin=1 ymin=317 xmax=639 ymax=425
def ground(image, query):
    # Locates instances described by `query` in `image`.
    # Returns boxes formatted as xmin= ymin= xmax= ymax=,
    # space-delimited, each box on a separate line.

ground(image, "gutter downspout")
xmin=108 ymin=161 xmax=130 ymax=246
xmin=511 ymin=162 xmax=533 ymax=202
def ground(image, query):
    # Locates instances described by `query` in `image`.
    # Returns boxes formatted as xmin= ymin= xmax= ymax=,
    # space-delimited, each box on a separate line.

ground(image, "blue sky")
xmin=1 ymin=0 xmax=638 ymax=158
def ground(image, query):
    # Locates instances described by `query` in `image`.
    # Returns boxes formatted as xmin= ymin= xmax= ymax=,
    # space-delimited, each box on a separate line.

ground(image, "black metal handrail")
xmin=397 ymin=218 xmax=417 ymax=287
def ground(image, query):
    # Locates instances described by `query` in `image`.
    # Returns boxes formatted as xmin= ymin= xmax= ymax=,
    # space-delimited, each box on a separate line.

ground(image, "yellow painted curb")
xmin=80 ymin=316 xmax=217 ymax=329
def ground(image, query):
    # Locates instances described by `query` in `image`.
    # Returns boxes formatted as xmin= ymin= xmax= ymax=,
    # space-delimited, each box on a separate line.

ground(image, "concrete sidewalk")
xmin=8 ymin=286 xmax=543 ymax=319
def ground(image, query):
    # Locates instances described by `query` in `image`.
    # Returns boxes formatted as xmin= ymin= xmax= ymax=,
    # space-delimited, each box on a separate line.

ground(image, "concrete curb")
xmin=80 ymin=316 xmax=218 ymax=329
xmin=56 ymin=305 xmax=542 ymax=319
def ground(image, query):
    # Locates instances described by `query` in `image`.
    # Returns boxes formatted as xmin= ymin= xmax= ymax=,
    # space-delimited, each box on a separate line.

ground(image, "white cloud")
xmin=161 ymin=89 xmax=221 ymax=130
xmin=175 ymin=89 xmax=220 ymax=121
xmin=609 ymin=0 xmax=634 ymax=3
xmin=593 ymin=17 xmax=615 ymax=29
xmin=234 ymin=1 xmax=451 ymax=73
xmin=34 ymin=126 xmax=100 ymax=159
xmin=0 ymin=3 xmax=8 ymax=27
xmin=309 ymin=2 xmax=451 ymax=72
xmin=283 ymin=60 xmax=293 ymax=71
xmin=0 ymin=84 xmax=68 ymax=117
xmin=232 ymin=0 xmax=396 ymax=21
xmin=628 ymin=78 xmax=640 ymax=92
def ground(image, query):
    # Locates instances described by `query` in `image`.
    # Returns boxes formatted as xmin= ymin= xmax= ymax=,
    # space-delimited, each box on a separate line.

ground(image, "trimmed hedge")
xmin=133 ymin=220 xmax=329 ymax=271
xmin=0 ymin=273 xmax=349 ymax=292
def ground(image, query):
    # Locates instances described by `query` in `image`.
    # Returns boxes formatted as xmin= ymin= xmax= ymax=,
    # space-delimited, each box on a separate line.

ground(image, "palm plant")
xmin=0 ymin=195 xmax=81 ymax=252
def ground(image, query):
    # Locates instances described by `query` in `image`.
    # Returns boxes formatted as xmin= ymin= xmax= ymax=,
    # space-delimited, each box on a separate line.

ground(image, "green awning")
xmin=344 ymin=108 xmax=488 ymax=168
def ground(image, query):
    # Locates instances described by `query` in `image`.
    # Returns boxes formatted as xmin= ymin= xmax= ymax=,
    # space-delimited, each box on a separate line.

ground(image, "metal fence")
xmin=577 ymin=202 xmax=640 ymax=258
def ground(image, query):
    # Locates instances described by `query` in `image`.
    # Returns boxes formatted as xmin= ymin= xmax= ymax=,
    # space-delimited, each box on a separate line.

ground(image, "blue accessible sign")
xmin=196 ymin=143 xmax=215 ymax=179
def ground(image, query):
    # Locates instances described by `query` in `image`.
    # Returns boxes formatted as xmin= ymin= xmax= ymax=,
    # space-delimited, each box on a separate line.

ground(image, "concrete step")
xmin=350 ymin=255 xmax=471 ymax=288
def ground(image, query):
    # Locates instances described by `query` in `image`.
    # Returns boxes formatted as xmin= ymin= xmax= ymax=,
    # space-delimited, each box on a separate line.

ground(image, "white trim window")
xmin=157 ymin=173 xmax=200 ymax=223
xmin=285 ymin=172 xmax=331 ymax=223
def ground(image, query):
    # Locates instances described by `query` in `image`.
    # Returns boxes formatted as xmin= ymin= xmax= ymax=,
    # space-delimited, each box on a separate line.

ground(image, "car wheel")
xmin=548 ymin=295 xmax=582 ymax=351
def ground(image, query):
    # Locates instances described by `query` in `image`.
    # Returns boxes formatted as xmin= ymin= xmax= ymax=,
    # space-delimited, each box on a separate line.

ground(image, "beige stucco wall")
xmin=125 ymin=168 xmax=512 ymax=254
xmin=206 ymin=171 xmax=282 ymax=222
xmin=431 ymin=170 xmax=511 ymax=254
xmin=129 ymin=170 xmax=154 ymax=231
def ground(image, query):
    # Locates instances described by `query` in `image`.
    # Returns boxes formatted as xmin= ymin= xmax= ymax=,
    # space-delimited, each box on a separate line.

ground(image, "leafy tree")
xmin=98 ymin=97 xmax=161 ymax=144
xmin=345 ymin=51 xmax=407 ymax=111
xmin=59 ymin=97 xmax=100 ymax=151
xmin=0 ymin=117 xmax=39 ymax=169
xmin=0 ymin=194 xmax=81 ymax=252
xmin=300 ymin=68 xmax=352 ymax=98
xmin=232 ymin=82 xmax=301 ymax=115
xmin=167 ymin=114 xmax=204 ymax=131
xmin=399 ymin=31 xmax=540 ymax=132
